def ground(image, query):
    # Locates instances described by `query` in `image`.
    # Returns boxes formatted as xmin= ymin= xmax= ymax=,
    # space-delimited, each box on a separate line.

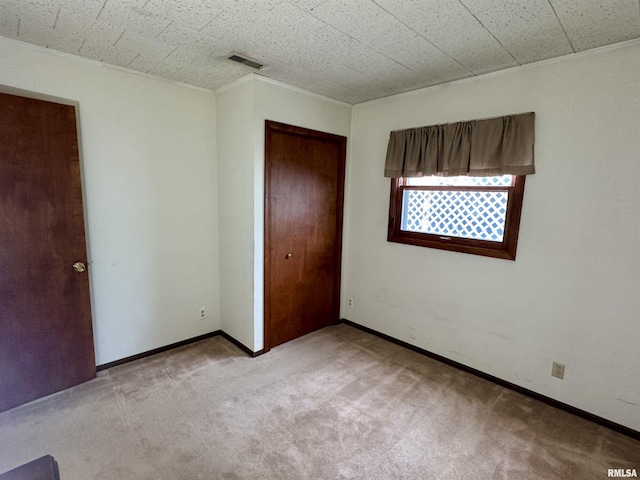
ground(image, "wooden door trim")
xmin=263 ymin=120 xmax=347 ymax=353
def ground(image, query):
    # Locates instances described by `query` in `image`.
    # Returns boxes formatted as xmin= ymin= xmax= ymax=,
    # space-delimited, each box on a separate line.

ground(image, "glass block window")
xmin=387 ymin=174 xmax=526 ymax=260
xmin=401 ymin=189 xmax=509 ymax=242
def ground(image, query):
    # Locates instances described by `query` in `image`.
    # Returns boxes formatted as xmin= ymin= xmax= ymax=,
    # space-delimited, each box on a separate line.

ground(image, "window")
xmin=388 ymin=174 xmax=526 ymax=260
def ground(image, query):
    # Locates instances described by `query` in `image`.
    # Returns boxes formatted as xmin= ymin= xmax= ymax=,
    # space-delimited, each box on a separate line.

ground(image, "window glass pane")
xmin=406 ymin=175 xmax=513 ymax=187
xmin=401 ymin=189 xmax=508 ymax=241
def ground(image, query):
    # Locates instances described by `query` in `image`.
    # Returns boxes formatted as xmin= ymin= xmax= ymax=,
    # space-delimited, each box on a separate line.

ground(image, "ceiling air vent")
xmin=227 ymin=53 xmax=264 ymax=70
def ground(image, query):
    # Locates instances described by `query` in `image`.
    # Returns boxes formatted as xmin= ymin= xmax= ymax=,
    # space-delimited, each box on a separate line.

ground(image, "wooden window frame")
xmin=387 ymin=175 xmax=526 ymax=260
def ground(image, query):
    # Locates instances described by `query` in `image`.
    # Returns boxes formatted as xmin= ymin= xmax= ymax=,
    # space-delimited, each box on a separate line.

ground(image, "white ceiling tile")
xmin=364 ymin=21 xmax=419 ymax=50
xmin=199 ymin=10 xmax=259 ymax=41
xmin=251 ymin=2 xmax=325 ymax=41
xmin=378 ymin=34 xmax=470 ymax=77
xmin=305 ymin=79 xmax=374 ymax=103
xmin=163 ymin=19 xmax=273 ymax=71
xmin=262 ymin=63 xmax=375 ymax=104
xmin=310 ymin=0 xmax=387 ymax=33
xmin=55 ymin=1 xmax=105 ymax=32
xmin=114 ymin=31 xmax=175 ymax=61
xmin=0 ymin=13 xmax=20 ymax=39
xmin=224 ymin=0 xmax=289 ymax=20
xmin=331 ymin=38 xmax=396 ymax=68
xmin=129 ymin=45 xmax=229 ymax=80
xmin=209 ymin=59 xmax=257 ymax=79
xmin=306 ymin=0 xmax=411 ymax=49
xmin=331 ymin=90 xmax=376 ymax=104
xmin=155 ymin=23 xmax=231 ymax=62
xmin=357 ymin=83 xmax=401 ymax=99
xmin=77 ymin=19 xmax=127 ymax=49
xmin=344 ymin=54 xmax=410 ymax=82
xmin=9 ymin=0 xmax=59 ymax=25
xmin=15 ymin=18 xmax=53 ymax=44
xmin=4 ymin=0 xmax=59 ymax=45
xmin=20 ymin=22 xmax=85 ymax=53
xmin=162 ymin=45 xmax=216 ymax=70
xmin=98 ymin=0 xmax=170 ymax=38
xmin=286 ymin=0 xmax=332 ymax=13
xmin=298 ymin=25 xmax=373 ymax=67
xmin=0 ymin=0 xmax=20 ymax=9
xmin=154 ymin=22 xmax=206 ymax=47
xmin=261 ymin=64 xmax=323 ymax=89
xmin=3 ymin=0 xmax=639 ymax=103
xmin=550 ymin=0 xmax=640 ymax=51
xmin=12 ymin=3 xmax=80 ymax=52
xmin=374 ymin=0 xmax=517 ymax=72
xmin=375 ymin=0 xmax=484 ymax=39
xmin=384 ymin=71 xmax=441 ymax=94
xmin=78 ymin=40 xmax=138 ymax=66
xmin=465 ymin=0 xmax=573 ymax=63
xmin=171 ymin=62 xmax=241 ymax=90
xmin=320 ymin=63 xmax=371 ymax=87
xmin=459 ymin=0 xmax=509 ymax=12
xmin=128 ymin=54 xmax=183 ymax=77
xmin=434 ymin=38 xmax=518 ymax=74
xmin=142 ymin=0 xmax=226 ymax=30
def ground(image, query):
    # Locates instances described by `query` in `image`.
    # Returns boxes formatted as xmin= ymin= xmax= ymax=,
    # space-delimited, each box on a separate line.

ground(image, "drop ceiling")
xmin=1 ymin=0 xmax=639 ymax=104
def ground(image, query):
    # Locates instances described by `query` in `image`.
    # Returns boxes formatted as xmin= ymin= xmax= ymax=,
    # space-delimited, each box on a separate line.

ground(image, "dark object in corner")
xmin=0 ymin=455 xmax=60 ymax=480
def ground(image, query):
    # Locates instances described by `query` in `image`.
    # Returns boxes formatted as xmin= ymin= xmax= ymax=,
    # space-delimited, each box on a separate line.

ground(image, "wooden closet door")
xmin=0 ymin=92 xmax=95 ymax=412
xmin=264 ymin=121 xmax=346 ymax=350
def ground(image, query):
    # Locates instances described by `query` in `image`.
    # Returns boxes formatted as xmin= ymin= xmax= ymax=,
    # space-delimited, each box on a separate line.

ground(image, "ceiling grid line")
xmin=154 ymin=21 xmax=172 ymax=39
xmin=293 ymin=6 xmax=411 ymax=75
xmin=198 ymin=18 xmax=214 ymax=32
xmin=112 ymin=29 xmax=126 ymax=47
xmin=546 ymin=0 xmax=576 ymax=53
xmin=53 ymin=9 xmax=61 ymax=30
xmin=95 ymin=1 xmax=108 ymax=21
xmin=370 ymin=0 xmax=475 ymax=75
xmin=128 ymin=53 xmax=140 ymax=66
xmin=169 ymin=66 xmax=185 ymax=79
xmin=457 ymin=0 xmax=521 ymax=65
xmin=163 ymin=46 xmax=179 ymax=61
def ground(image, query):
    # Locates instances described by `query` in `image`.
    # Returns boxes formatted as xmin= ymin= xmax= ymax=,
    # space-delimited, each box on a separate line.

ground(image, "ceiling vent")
xmin=227 ymin=53 xmax=264 ymax=70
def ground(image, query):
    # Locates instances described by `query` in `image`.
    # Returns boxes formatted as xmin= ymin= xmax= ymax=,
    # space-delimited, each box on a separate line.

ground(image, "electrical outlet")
xmin=199 ymin=307 xmax=206 ymax=319
xmin=347 ymin=297 xmax=354 ymax=308
xmin=552 ymin=361 xmax=565 ymax=379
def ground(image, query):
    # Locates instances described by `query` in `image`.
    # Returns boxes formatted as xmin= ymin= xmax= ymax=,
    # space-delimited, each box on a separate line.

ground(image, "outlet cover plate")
xmin=552 ymin=361 xmax=565 ymax=379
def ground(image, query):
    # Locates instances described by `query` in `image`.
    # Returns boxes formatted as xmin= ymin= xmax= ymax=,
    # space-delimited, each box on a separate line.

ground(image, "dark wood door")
xmin=264 ymin=121 xmax=346 ymax=350
xmin=0 ymin=92 xmax=95 ymax=413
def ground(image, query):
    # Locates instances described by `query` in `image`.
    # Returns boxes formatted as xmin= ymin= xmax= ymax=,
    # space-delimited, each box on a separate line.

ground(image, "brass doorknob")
xmin=73 ymin=262 xmax=86 ymax=273
xmin=286 ymin=253 xmax=292 ymax=259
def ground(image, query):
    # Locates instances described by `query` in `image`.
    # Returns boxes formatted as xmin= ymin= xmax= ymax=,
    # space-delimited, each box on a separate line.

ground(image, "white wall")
xmin=216 ymin=74 xmax=352 ymax=352
xmin=0 ymin=38 xmax=220 ymax=365
xmin=343 ymin=42 xmax=640 ymax=430
xmin=216 ymin=77 xmax=256 ymax=349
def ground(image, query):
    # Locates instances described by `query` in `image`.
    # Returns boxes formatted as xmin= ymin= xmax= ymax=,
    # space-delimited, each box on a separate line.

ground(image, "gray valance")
xmin=384 ymin=112 xmax=535 ymax=178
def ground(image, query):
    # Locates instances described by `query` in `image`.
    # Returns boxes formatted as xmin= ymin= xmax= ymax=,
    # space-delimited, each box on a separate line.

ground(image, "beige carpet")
xmin=0 ymin=324 xmax=638 ymax=479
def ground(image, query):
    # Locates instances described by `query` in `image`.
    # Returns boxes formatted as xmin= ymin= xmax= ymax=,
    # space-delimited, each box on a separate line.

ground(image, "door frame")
xmin=263 ymin=120 xmax=346 ymax=353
